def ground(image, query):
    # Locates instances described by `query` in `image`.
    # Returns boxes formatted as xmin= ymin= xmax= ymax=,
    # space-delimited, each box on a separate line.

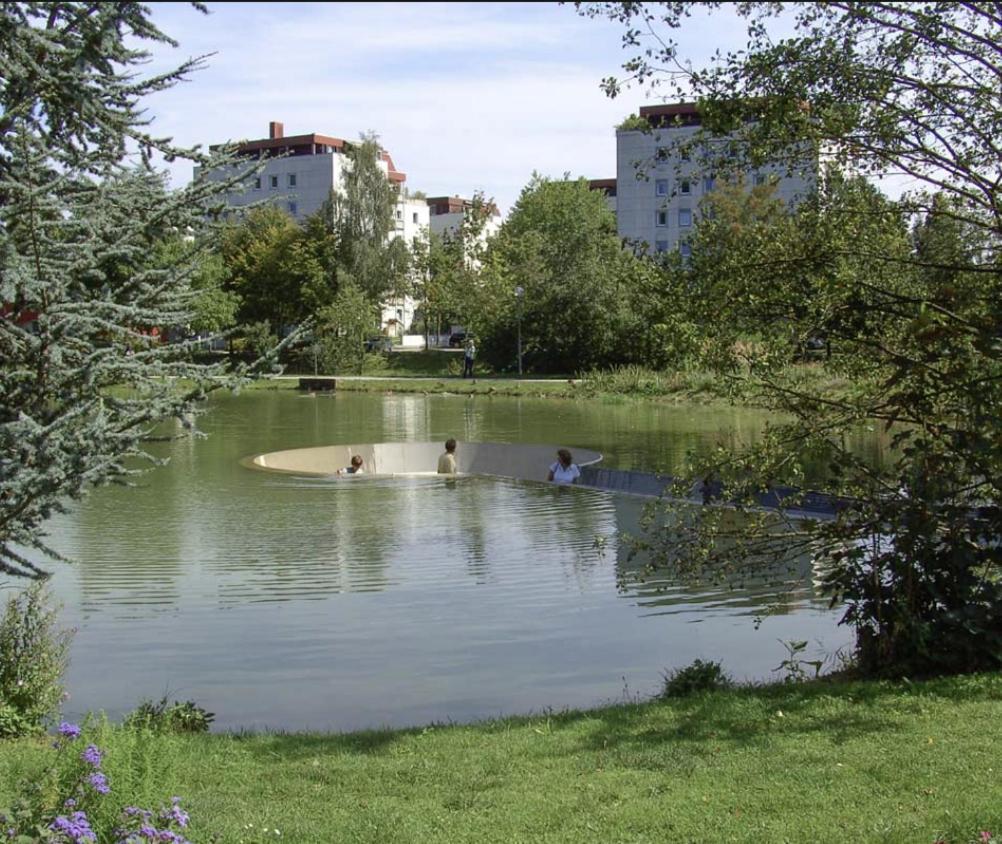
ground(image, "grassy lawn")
xmin=360 ymin=349 xmax=469 ymax=378
xmin=3 ymin=674 xmax=1000 ymax=843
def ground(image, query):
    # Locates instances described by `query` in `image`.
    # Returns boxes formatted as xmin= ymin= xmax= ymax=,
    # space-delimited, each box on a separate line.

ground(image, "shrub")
xmin=616 ymin=113 xmax=650 ymax=132
xmin=661 ymin=659 xmax=733 ymax=698
xmin=0 ymin=584 xmax=72 ymax=738
xmin=123 ymin=696 xmax=214 ymax=734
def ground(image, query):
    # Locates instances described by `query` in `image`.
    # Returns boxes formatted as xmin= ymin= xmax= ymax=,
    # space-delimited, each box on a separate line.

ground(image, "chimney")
xmin=269 ymin=121 xmax=284 ymax=140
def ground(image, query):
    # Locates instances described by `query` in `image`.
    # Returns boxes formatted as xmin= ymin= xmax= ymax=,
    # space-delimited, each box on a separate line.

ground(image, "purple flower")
xmin=64 ymin=798 xmax=77 ymax=809
xmin=81 ymin=744 xmax=103 ymax=767
xmin=88 ymin=772 xmax=110 ymax=794
xmin=159 ymin=799 xmax=189 ymax=829
xmin=50 ymin=811 xmax=96 ymax=843
xmin=156 ymin=832 xmax=192 ymax=844
xmin=58 ymin=722 xmax=82 ymax=739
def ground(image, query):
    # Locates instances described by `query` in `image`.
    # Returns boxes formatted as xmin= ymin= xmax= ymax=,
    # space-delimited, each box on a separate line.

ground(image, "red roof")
xmin=212 ymin=127 xmax=406 ymax=183
xmin=639 ymin=102 xmax=700 ymax=120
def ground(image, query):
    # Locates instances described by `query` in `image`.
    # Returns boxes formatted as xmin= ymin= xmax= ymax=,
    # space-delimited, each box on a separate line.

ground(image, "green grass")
xmin=254 ymin=360 xmax=855 ymax=407
xmin=336 ymin=377 xmax=580 ymax=399
xmin=3 ymin=674 xmax=1001 ymax=843
xmin=360 ymin=349 xmax=469 ymax=378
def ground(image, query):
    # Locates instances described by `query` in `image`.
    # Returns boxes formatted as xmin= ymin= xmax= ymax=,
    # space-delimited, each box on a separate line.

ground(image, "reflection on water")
xmin=19 ymin=391 xmax=860 ymax=732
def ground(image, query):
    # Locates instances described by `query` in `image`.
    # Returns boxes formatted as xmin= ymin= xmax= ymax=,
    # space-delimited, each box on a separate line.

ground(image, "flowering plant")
xmin=0 ymin=723 xmax=193 ymax=843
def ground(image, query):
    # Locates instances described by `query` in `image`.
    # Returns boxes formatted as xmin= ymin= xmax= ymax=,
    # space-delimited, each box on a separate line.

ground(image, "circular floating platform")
xmin=245 ymin=441 xmax=603 ymax=483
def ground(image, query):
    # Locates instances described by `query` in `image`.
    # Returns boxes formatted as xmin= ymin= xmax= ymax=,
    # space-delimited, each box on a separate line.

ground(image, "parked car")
xmin=364 ymin=336 xmax=393 ymax=353
xmin=448 ymin=332 xmax=467 ymax=348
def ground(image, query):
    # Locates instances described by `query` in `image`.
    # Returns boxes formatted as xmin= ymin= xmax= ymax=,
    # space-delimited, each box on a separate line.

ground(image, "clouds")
xmin=141 ymin=2 xmax=752 ymax=213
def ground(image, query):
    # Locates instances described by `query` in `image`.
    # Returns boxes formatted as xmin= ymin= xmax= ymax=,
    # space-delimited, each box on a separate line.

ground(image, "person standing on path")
xmin=438 ymin=439 xmax=457 ymax=474
xmin=463 ymin=337 xmax=476 ymax=378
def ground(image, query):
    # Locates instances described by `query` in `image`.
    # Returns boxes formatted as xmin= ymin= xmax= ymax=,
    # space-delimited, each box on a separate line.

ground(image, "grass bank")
xmin=251 ymin=356 xmax=855 ymax=406
xmin=2 ymin=674 xmax=1000 ymax=843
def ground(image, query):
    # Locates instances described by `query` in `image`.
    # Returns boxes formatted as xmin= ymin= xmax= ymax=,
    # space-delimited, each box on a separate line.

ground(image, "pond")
xmin=24 ymin=390 xmax=883 ymax=732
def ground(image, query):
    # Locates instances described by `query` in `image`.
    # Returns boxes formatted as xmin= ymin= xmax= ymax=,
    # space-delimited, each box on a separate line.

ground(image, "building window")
xmin=270 ymin=175 xmax=278 ymax=189
xmin=679 ymin=242 xmax=692 ymax=259
xmin=680 ymin=147 xmax=691 ymax=162
xmin=680 ymin=180 xmax=691 ymax=195
xmin=678 ymin=208 xmax=692 ymax=227
xmin=288 ymin=201 xmax=297 ymax=216
xmin=253 ymin=177 xmax=261 ymax=190
xmin=288 ymin=174 xmax=297 ymax=187
xmin=656 ymin=210 xmax=668 ymax=227
xmin=655 ymin=179 xmax=668 ymax=196
xmin=412 ymin=212 xmax=418 ymax=223
xmin=703 ymin=176 xmax=716 ymax=193
xmin=395 ymin=209 xmax=402 ymax=220
xmin=655 ymin=146 xmax=668 ymax=162
xmin=754 ymin=173 xmax=766 ymax=186
xmin=655 ymin=240 xmax=669 ymax=253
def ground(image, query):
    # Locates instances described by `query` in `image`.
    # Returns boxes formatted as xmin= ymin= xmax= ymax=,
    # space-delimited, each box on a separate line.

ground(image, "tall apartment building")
xmin=204 ymin=121 xmax=429 ymax=333
xmin=614 ymin=103 xmax=817 ymax=256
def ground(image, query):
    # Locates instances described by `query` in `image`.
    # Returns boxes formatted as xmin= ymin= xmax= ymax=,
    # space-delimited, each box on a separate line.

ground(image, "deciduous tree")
xmin=479 ymin=175 xmax=642 ymax=374
xmin=580 ymin=1 xmax=1002 ymax=674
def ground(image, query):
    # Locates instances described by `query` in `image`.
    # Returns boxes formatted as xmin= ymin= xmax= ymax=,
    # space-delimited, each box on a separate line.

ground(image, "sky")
xmin=142 ymin=2 xmax=762 ymax=215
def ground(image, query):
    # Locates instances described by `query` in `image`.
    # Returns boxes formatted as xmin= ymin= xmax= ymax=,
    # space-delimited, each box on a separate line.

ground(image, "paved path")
xmin=273 ymin=375 xmax=581 ymax=384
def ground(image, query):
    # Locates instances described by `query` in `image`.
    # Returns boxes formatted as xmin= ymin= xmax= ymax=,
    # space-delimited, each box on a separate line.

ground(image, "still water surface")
xmin=29 ymin=391 xmax=879 ymax=732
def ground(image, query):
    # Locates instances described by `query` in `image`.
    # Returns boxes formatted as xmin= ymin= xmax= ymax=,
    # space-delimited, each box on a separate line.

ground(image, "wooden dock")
xmin=298 ymin=377 xmax=337 ymax=392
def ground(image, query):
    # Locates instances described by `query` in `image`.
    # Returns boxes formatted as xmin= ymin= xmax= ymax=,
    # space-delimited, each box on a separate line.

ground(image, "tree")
xmin=679 ymin=169 xmax=914 ymax=367
xmin=150 ymin=238 xmax=238 ymax=337
xmin=479 ymin=175 xmax=643 ymax=374
xmin=318 ymin=136 xmax=411 ymax=306
xmin=188 ymin=252 xmax=239 ymax=337
xmin=413 ymin=192 xmax=496 ymax=341
xmin=219 ymin=205 xmax=315 ymax=330
xmin=0 ymin=3 xmax=265 ymax=579
xmin=314 ymin=284 xmax=375 ymax=375
xmin=580 ymin=1 xmax=1002 ymax=675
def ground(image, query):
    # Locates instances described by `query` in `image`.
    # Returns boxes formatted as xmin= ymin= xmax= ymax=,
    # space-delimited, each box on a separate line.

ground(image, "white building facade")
xmin=384 ymin=193 xmax=430 ymax=334
xmin=204 ymin=121 xmax=429 ymax=334
xmin=426 ymin=195 xmax=501 ymax=256
xmin=426 ymin=195 xmax=502 ymax=287
xmin=615 ymin=104 xmax=817 ymax=257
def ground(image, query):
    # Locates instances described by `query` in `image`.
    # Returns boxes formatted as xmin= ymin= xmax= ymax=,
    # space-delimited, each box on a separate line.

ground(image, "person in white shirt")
xmin=438 ymin=438 xmax=457 ymax=474
xmin=547 ymin=449 xmax=581 ymax=485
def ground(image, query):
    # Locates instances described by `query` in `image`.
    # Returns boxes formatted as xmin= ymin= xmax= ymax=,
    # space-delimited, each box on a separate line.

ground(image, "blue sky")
xmin=143 ymin=2 xmax=760 ymax=214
